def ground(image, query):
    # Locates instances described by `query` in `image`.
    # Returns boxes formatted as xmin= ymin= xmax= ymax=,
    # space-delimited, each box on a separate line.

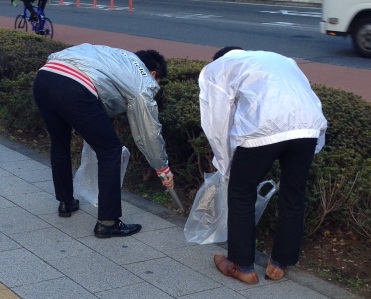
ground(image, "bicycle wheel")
xmin=42 ymin=17 xmax=54 ymax=39
xmin=14 ymin=14 xmax=28 ymax=32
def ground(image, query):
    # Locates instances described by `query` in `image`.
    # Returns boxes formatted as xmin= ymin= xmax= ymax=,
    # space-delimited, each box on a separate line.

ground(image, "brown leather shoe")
xmin=265 ymin=258 xmax=286 ymax=280
xmin=214 ymin=254 xmax=259 ymax=284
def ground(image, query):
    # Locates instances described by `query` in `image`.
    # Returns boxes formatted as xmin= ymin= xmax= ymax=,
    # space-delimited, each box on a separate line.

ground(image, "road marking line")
xmin=261 ymin=10 xmax=321 ymax=18
xmin=154 ymin=13 xmax=222 ymax=19
xmin=263 ymin=21 xmax=294 ymax=26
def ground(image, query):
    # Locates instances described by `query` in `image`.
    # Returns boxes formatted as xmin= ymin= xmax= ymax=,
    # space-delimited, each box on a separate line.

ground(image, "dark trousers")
xmin=21 ymin=0 xmax=36 ymax=14
xmin=227 ymin=138 xmax=317 ymax=267
xmin=33 ymin=71 xmax=123 ymax=221
xmin=38 ymin=0 xmax=47 ymax=11
xmin=21 ymin=0 xmax=46 ymax=13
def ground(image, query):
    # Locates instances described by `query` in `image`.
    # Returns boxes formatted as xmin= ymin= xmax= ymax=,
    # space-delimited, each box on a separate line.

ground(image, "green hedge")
xmin=1 ymin=28 xmax=370 ymax=242
xmin=0 ymin=29 xmax=67 ymax=81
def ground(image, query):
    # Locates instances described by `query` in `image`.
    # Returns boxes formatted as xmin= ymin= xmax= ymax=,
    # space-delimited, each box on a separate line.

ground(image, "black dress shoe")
xmin=94 ymin=219 xmax=142 ymax=238
xmin=58 ymin=199 xmax=80 ymax=217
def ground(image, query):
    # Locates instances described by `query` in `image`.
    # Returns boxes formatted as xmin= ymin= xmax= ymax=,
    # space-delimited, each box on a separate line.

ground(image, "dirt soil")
xmin=298 ymin=229 xmax=370 ymax=298
xmin=1 ymin=127 xmax=370 ymax=299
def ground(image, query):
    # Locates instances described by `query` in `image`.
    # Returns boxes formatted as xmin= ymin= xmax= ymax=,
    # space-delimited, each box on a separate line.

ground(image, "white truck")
xmin=320 ymin=0 xmax=371 ymax=58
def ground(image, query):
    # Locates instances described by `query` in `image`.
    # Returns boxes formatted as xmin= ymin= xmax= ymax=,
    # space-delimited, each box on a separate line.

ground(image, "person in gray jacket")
xmin=199 ymin=47 xmax=327 ymax=284
xmin=33 ymin=43 xmax=174 ymax=238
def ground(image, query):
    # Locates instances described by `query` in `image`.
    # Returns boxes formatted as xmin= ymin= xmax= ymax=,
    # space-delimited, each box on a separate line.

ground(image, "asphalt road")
xmin=1 ymin=0 xmax=371 ymax=102
xmin=1 ymin=0 xmax=371 ymax=69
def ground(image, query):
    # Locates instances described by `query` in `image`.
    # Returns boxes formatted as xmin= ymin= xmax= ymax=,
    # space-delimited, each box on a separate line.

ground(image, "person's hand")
xmin=156 ymin=166 xmax=174 ymax=188
xmin=160 ymin=172 xmax=174 ymax=188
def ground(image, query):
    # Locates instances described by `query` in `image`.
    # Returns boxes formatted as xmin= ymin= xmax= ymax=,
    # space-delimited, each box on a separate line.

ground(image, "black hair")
xmin=212 ymin=46 xmax=243 ymax=61
xmin=135 ymin=50 xmax=168 ymax=79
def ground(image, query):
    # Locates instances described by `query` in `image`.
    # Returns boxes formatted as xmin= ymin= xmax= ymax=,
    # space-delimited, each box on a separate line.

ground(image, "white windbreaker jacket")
xmin=45 ymin=43 xmax=168 ymax=170
xmin=199 ymin=50 xmax=328 ymax=176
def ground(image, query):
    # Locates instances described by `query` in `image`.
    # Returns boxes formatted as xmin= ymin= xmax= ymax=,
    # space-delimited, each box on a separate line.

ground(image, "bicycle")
xmin=13 ymin=0 xmax=54 ymax=39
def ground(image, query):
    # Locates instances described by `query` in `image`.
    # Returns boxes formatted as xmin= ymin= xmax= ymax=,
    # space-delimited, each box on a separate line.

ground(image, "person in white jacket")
xmin=199 ymin=46 xmax=327 ymax=284
xmin=33 ymin=44 xmax=174 ymax=238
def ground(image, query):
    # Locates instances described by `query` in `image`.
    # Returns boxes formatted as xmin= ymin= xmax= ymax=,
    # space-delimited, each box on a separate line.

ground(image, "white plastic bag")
xmin=255 ymin=180 xmax=279 ymax=222
xmin=184 ymin=172 xmax=229 ymax=245
xmin=184 ymin=171 xmax=278 ymax=244
xmin=73 ymin=141 xmax=130 ymax=207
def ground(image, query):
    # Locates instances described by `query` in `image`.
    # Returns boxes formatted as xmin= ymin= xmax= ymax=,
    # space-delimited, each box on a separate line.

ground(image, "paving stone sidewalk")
xmin=0 ymin=136 xmax=363 ymax=299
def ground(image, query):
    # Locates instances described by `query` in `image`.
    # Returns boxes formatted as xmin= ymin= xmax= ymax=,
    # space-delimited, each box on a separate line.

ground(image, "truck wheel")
xmin=352 ymin=16 xmax=371 ymax=58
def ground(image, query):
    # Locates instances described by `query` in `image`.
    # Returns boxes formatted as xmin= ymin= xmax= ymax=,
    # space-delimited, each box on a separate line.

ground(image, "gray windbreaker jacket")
xmin=199 ymin=50 xmax=328 ymax=176
xmin=46 ymin=43 xmax=168 ymax=170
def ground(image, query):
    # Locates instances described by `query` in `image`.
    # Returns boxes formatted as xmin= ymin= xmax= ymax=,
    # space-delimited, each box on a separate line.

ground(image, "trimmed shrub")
xmin=0 ymin=71 xmax=42 ymax=130
xmin=0 ymin=28 xmax=68 ymax=80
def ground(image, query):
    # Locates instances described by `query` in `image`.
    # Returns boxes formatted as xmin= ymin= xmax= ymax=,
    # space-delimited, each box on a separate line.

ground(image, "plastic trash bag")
xmin=184 ymin=171 xmax=279 ymax=245
xmin=73 ymin=141 xmax=130 ymax=207
xmin=184 ymin=172 xmax=229 ymax=245
xmin=255 ymin=179 xmax=279 ymax=223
